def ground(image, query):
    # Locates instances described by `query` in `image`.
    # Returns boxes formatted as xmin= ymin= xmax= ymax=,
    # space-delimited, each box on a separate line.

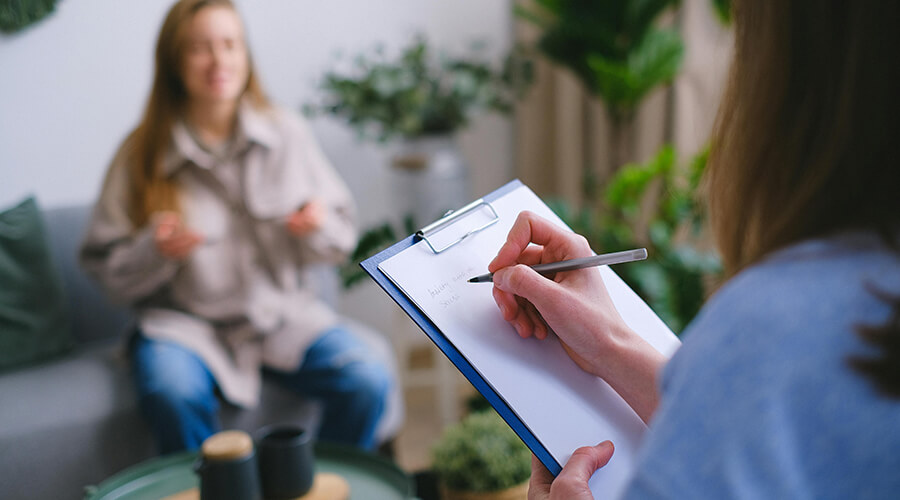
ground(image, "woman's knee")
xmin=131 ymin=336 xmax=218 ymax=412
xmin=340 ymin=360 xmax=391 ymax=406
xmin=140 ymin=377 xmax=217 ymax=411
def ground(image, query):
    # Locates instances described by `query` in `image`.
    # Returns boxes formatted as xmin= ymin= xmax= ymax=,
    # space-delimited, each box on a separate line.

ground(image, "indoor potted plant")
xmin=515 ymin=0 xmax=683 ymax=201
xmin=308 ymin=35 xmax=530 ymax=288
xmin=431 ymin=410 xmax=532 ymax=500
xmin=307 ymin=34 xmax=530 ymax=225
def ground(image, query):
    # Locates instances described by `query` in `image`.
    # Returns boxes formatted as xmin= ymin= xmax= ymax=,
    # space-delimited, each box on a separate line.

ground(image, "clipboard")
xmin=362 ymin=179 xmax=679 ymax=492
xmin=360 ymin=179 xmax=564 ymax=470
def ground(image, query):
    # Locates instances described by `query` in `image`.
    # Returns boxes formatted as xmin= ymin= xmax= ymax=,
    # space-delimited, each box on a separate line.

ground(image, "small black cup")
xmin=194 ymin=430 xmax=262 ymax=500
xmin=256 ymin=424 xmax=315 ymax=499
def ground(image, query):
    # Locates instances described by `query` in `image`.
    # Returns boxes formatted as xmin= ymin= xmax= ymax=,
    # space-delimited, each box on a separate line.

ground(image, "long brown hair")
xmin=707 ymin=2 xmax=900 ymax=395
xmin=124 ymin=0 xmax=268 ymax=227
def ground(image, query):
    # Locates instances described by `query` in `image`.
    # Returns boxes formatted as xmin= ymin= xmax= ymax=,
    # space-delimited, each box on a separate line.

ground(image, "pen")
xmin=468 ymin=248 xmax=648 ymax=283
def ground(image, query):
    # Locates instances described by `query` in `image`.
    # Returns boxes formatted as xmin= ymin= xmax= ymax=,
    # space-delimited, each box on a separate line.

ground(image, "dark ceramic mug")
xmin=255 ymin=424 xmax=315 ymax=499
xmin=194 ymin=430 xmax=262 ymax=500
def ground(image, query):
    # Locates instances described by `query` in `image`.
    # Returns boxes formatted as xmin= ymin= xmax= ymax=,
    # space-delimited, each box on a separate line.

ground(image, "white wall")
xmin=0 ymin=0 xmax=514 ymax=229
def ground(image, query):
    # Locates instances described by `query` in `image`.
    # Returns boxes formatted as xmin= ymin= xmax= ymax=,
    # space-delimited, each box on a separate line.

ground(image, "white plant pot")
xmin=388 ymin=135 xmax=471 ymax=228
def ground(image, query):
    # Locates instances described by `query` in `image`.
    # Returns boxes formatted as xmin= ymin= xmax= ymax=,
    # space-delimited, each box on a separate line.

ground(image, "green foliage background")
xmin=550 ymin=146 xmax=720 ymax=333
xmin=307 ymin=35 xmax=531 ymax=142
xmin=516 ymin=0 xmax=683 ymax=122
xmin=432 ymin=410 xmax=531 ymax=492
xmin=0 ymin=0 xmax=59 ymax=33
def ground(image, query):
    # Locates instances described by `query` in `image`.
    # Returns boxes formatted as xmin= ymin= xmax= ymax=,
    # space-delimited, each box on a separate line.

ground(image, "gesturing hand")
xmin=286 ymin=200 xmax=325 ymax=237
xmin=153 ymin=211 xmax=204 ymax=260
xmin=528 ymin=442 xmax=614 ymax=500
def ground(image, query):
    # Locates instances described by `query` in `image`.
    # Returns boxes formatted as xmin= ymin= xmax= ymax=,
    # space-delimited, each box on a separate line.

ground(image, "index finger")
xmin=488 ymin=211 xmax=587 ymax=273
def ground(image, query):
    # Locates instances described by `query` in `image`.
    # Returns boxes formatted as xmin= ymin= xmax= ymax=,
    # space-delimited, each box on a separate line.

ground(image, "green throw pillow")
xmin=0 ymin=196 xmax=73 ymax=371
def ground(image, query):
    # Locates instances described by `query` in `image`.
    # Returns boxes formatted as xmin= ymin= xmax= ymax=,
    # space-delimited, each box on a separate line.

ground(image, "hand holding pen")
xmin=488 ymin=211 xmax=664 ymax=422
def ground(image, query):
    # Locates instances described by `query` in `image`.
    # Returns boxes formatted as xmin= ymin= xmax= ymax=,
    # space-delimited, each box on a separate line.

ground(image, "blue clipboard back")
xmin=360 ymin=179 xmax=562 ymax=476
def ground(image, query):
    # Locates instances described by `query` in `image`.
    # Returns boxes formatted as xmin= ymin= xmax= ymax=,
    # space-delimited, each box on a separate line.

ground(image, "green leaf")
xmin=308 ymin=34 xmax=526 ymax=141
xmin=711 ymin=0 xmax=731 ymax=24
xmin=432 ymin=411 xmax=531 ymax=492
xmin=587 ymin=28 xmax=683 ymax=115
xmin=340 ymin=223 xmax=397 ymax=289
xmin=518 ymin=0 xmax=681 ymax=105
xmin=604 ymin=145 xmax=675 ymax=218
xmin=0 ymin=0 xmax=59 ymax=33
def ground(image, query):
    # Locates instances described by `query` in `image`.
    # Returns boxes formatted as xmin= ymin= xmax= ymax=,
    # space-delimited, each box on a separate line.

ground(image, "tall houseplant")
xmin=516 ymin=0 xmax=683 ymax=201
xmin=516 ymin=1 xmax=731 ymax=331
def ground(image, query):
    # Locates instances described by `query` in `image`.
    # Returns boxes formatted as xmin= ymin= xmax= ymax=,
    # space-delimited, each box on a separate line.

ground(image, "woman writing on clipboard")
xmin=80 ymin=0 xmax=390 ymax=454
xmin=491 ymin=1 xmax=900 ymax=498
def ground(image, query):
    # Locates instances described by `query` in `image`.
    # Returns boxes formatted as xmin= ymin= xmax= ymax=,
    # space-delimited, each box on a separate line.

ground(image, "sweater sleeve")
xmin=79 ymin=146 xmax=180 ymax=305
xmin=285 ymin=114 xmax=358 ymax=265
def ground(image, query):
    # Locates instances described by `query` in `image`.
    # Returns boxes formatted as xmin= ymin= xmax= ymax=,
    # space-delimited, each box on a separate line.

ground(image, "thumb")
xmin=558 ymin=441 xmax=615 ymax=485
xmin=493 ymin=264 xmax=563 ymax=311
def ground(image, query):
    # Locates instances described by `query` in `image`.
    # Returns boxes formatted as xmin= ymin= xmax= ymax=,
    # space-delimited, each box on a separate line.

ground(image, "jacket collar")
xmin=163 ymin=101 xmax=279 ymax=176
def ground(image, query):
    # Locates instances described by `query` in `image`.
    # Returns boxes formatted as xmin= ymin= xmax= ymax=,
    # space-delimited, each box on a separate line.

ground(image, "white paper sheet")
xmin=378 ymin=185 xmax=680 ymax=498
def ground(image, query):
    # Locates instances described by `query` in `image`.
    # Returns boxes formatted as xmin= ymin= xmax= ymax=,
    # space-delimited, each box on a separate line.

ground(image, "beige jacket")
xmin=80 ymin=105 xmax=357 ymax=407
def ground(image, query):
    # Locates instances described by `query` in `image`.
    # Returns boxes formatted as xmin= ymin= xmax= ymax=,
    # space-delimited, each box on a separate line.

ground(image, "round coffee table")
xmin=84 ymin=442 xmax=415 ymax=500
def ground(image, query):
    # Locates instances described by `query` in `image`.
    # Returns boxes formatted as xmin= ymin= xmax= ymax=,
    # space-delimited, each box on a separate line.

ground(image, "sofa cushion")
xmin=42 ymin=204 xmax=135 ymax=344
xmin=0 ymin=340 xmax=155 ymax=498
xmin=0 ymin=196 xmax=74 ymax=371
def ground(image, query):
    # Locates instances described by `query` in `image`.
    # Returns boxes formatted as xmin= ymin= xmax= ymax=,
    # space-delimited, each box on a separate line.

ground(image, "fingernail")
xmin=517 ymin=320 xmax=530 ymax=336
xmin=493 ymin=269 xmax=507 ymax=289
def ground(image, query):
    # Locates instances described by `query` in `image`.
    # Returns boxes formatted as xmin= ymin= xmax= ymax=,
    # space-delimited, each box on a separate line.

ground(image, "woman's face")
xmin=180 ymin=6 xmax=249 ymax=105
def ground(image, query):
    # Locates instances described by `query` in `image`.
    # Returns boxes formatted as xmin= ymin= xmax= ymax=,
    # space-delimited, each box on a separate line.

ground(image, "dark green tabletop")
xmin=84 ymin=443 xmax=415 ymax=500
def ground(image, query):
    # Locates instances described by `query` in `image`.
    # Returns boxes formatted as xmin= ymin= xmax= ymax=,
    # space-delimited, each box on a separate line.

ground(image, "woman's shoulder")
xmin=663 ymin=230 xmax=900 ymax=406
xmin=670 ymin=232 xmax=897 ymax=378
xmin=695 ymin=230 xmax=900 ymax=340
xmin=631 ymin=232 xmax=900 ymax=497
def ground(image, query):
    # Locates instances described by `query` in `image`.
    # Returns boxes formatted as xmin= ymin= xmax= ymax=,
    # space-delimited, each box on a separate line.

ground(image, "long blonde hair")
xmin=124 ymin=0 xmax=269 ymax=227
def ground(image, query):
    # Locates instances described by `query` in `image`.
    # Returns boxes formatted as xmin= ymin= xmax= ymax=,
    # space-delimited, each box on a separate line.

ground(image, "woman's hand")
xmin=153 ymin=211 xmax=204 ymax=260
xmin=286 ymin=200 xmax=325 ymax=237
xmin=489 ymin=211 xmax=665 ymax=422
xmin=489 ymin=211 xmax=634 ymax=377
xmin=529 ymin=442 xmax=614 ymax=500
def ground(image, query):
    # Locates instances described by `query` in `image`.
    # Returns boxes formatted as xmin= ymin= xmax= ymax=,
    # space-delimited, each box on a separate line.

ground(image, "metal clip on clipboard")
xmin=415 ymin=198 xmax=500 ymax=254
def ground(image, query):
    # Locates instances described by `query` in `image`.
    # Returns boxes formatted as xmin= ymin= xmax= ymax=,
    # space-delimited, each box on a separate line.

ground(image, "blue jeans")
xmin=130 ymin=325 xmax=391 ymax=454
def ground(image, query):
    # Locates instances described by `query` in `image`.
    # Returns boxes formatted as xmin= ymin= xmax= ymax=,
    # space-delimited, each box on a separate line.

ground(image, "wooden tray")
xmin=83 ymin=443 xmax=415 ymax=500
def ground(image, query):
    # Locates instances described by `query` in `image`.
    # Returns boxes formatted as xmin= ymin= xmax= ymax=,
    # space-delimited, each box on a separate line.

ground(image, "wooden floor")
xmin=389 ymin=346 xmax=476 ymax=473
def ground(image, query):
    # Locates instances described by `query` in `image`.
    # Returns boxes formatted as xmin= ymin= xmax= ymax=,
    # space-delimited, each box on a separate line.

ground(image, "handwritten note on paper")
xmin=378 ymin=185 xmax=680 ymax=498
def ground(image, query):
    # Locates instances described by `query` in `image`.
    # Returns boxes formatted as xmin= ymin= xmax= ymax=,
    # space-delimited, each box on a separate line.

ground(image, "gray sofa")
xmin=0 ymin=204 xmax=403 ymax=499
